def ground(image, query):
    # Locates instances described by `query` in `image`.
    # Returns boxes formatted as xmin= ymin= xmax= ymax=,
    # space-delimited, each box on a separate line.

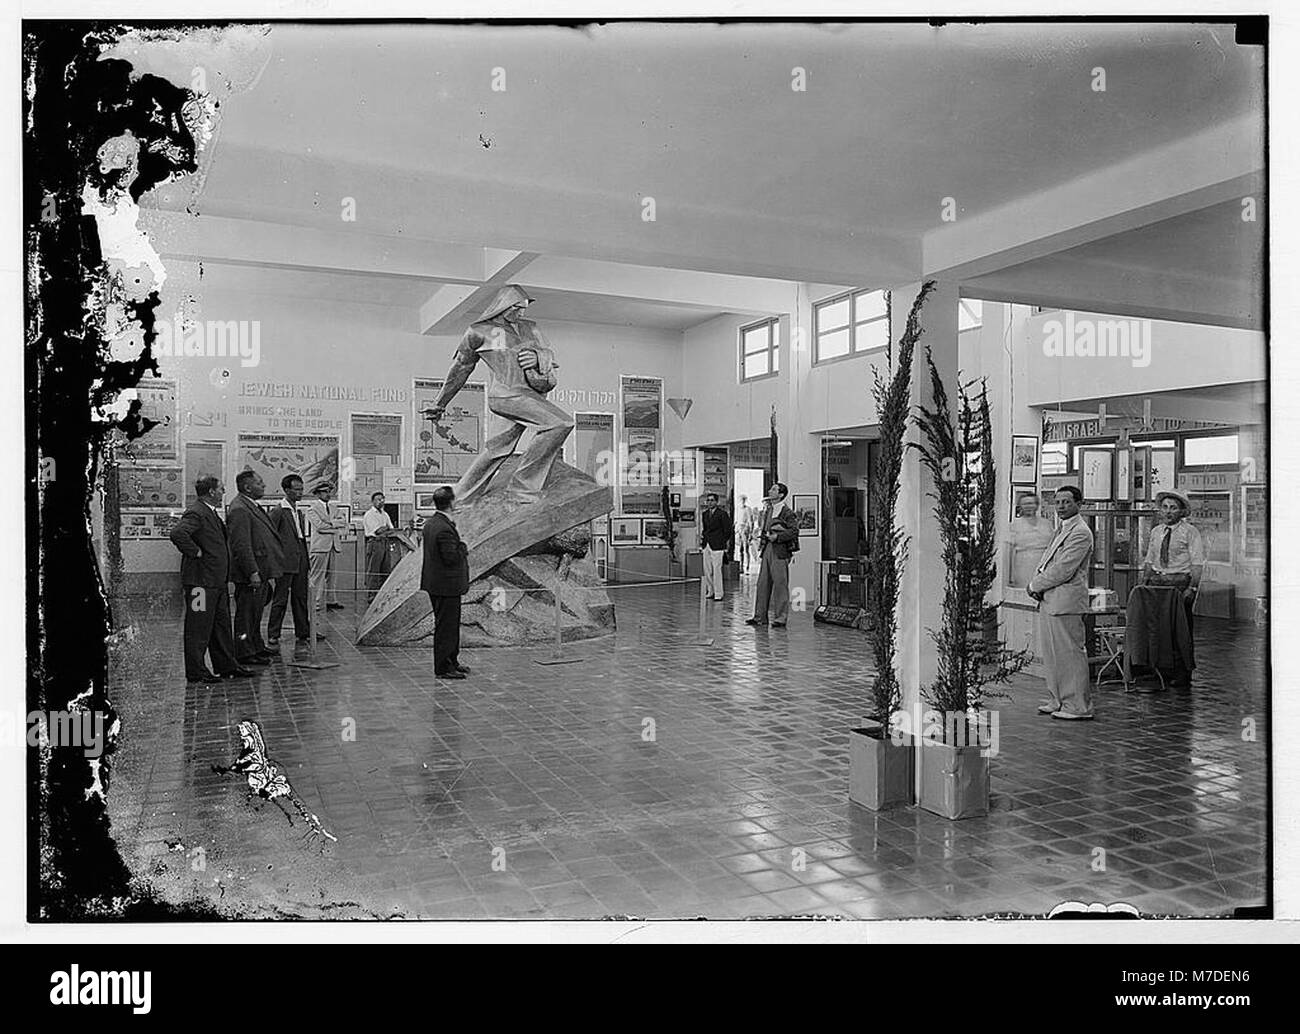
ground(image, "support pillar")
xmin=891 ymin=281 xmax=959 ymax=798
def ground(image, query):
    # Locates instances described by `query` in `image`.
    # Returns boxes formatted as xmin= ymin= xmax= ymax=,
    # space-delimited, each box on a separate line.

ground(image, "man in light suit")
xmin=226 ymin=470 xmax=286 ymax=666
xmin=1027 ymin=485 xmax=1096 ymax=720
xmin=306 ymin=482 xmax=345 ymax=612
xmin=745 ymin=481 xmax=800 ymax=629
xmin=267 ymin=474 xmax=318 ymax=647
xmin=168 ymin=476 xmax=252 ymax=683
xmin=421 ymin=485 xmax=471 ymax=680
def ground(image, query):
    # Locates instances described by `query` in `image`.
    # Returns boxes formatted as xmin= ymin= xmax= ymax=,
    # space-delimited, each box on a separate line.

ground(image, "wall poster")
xmin=118 ymin=466 xmax=184 ymax=509
xmin=620 ymin=487 xmax=663 ymax=515
xmin=1187 ymin=491 xmax=1233 ymax=564
xmin=183 ymin=440 xmax=224 ymax=508
xmin=236 ymin=433 xmax=339 ymax=498
xmin=572 ymin=412 xmax=615 ymax=481
xmin=349 ymin=412 xmax=403 ymax=512
xmin=118 ymin=376 xmax=178 ymax=462
xmin=1241 ymin=484 xmax=1267 ymax=562
xmin=119 ymin=508 xmax=182 ymax=540
xmin=413 ymin=379 xmax=486 ymax=487
xmin=619 ymin=375 xmax=662 ymax=486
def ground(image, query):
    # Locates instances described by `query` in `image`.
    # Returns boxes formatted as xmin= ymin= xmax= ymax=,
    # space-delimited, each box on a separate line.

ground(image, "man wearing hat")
xmin=306 ymin=481 xmax=346 ymax=612
xmin=1142 ymin=489 xmax=1204 ymax=687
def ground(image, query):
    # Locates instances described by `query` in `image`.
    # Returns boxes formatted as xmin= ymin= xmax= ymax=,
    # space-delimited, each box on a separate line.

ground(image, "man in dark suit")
xmin=267 ymin=474 xmax=318 ymax=647
xmin=421 ymin=485 xmax=471 ymax=680
xmin=225 ymin=469 xmax=286 ymax=666
xmin=746 ymin=481 xmax=800 ymax=628
xmin=168 ymin=476 xmax=251 ymax=683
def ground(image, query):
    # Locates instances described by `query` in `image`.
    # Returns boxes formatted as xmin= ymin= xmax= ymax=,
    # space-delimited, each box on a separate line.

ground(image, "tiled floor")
xmin=105 ymin=574 xmax=1268 ymax=920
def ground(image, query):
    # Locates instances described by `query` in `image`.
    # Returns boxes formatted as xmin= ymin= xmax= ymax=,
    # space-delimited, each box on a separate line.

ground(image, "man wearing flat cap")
xmin=1142 ymin=489 xmax=1204 ymax=687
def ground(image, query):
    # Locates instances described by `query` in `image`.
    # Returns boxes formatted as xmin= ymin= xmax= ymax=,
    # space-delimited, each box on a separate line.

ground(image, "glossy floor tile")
xmin=105 ymin=574 xmax=1268 ymax=920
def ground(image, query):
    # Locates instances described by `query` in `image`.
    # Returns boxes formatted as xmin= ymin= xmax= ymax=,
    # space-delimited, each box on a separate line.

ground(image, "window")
xmin=1183 ymin=433 xmax=1239 ymax=467
xmin=739 ymin=317 xmax=779 ymax=382
xmin=814 ymin=289 xmax=888 ymax=364
xmin=958 ymin=298 xmax=983 ymax=331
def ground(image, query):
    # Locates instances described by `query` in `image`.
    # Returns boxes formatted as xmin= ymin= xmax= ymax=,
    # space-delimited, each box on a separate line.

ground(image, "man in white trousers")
xmin=698 ymin=493 xmax=731 ymax=601
xmin=1027 ymin=485 xmax=1096 ymax=720
xmin=306 ymin=482 xmax=346 ymax=612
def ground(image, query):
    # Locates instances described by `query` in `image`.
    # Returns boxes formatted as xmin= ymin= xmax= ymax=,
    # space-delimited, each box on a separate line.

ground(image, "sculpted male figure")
xmin=423 ymin=286 xmax=573 ymax=505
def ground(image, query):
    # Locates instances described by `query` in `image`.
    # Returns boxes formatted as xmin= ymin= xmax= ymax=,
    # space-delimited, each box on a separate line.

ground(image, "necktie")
xmin=1160 ymin=526 xmax=1172 ymax=567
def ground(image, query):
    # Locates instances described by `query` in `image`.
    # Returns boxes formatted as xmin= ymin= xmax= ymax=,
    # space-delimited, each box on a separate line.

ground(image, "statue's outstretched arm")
xmin=425 ymin=333 xmax=479 ymax=417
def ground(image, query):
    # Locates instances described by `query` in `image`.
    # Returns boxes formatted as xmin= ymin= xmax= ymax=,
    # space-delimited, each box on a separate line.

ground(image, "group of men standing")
xmin=169 ymin=473 xmax=346 ymax=683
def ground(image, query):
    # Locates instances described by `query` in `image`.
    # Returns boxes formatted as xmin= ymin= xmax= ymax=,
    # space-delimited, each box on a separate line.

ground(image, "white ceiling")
xmin=201 ymin=21 xmax=1259 ymax=237
xmin=122 ymin=21 xmax=1264 ymax=331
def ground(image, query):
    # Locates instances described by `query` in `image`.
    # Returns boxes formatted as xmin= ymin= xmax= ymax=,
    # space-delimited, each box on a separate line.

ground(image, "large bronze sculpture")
xmin=357 ymin=286 xmax=615 ymax=648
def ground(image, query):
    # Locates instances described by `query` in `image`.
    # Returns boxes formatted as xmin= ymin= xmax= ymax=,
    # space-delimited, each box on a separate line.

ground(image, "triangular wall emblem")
xmin=667 ymin=397 xmax=693 ymax=421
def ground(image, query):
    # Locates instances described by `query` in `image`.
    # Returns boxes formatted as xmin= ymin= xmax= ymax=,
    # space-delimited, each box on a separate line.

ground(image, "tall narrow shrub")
xmin=910 ymin=346 xmax=1030 ymax=719
xmin=866 ymin=281 xmax=935 ymax=721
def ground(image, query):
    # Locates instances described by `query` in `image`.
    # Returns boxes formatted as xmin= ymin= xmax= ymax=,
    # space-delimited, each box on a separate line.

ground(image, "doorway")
xmin=733 ymin=467 xmax=765 ymax=573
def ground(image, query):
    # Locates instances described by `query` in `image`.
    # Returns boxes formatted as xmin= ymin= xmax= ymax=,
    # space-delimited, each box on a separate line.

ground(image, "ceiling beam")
xmin=140 ymin=208 xmax=487 ymax=282
xmin=924 ymin=116 xmax=1264 ymax=282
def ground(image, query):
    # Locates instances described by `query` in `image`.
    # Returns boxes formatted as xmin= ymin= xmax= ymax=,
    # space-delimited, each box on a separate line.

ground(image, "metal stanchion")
xmin=535 ymin=590 xmax=583 ymax=666
xmin=288 ymin=573 xmax=338 ymax=671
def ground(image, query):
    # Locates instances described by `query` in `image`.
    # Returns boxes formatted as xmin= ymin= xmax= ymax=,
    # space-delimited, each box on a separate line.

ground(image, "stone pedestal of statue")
xmin=357 ymin=456 xmax=615 ymax=647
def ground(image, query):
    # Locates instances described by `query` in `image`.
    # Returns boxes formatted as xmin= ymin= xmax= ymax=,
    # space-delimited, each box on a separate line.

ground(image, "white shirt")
xmin=363 ymin=507 xmax=393 ymax=539
xmin=203 ymin=500 xmax=223 ymax=523
xmin=278 ymin=498 xmax=302 ymax=538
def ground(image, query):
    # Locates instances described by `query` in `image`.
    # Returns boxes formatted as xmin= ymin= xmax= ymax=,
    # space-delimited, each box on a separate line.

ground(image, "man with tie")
xmin=421 ymin=485 xmax=471 ymax=679
xmin=1142 ymin=489 xmax=1204 ymax=687
xmin=1027 ymin=485 xmax=1096 ymax=720
xmin=306 ymin=482 xmax=346 ymax=612
xmin=267 ymin=474 xmax=319 ymax=647
xmin=168 ymin=477 xmax=251 ymax=683
xmin=226 ymin=470 xmax=286 ymax=666
xmin=745 ymin=481 xmax=800 ymax=628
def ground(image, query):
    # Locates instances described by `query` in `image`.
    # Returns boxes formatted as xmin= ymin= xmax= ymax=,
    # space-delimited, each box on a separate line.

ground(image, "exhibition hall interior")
xmin=90 ymin=22 xmax=1265 ymax=920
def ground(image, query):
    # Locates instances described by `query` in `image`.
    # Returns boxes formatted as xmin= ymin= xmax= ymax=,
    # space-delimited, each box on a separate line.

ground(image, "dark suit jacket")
xmin=269 ymin=503 xmax=305 ymax=570
xmin=169 ymin=502 xmax=231 ymax=586
xmin=421 ymin=512 xmax=469 ymax=598
xmin=700 ymin=506 xmax=732 ymax=551
xmin=757 ymin=503 xmax=799 ymax=561
xmin=225 ymin=493 xmax=286 ymax=583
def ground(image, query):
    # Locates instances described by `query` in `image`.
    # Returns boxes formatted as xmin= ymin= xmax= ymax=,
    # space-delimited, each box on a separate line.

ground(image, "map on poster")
xmin=236 ymin=433 xmax=339 ymax=497
xmin=119 ymin=466 xmax=184 ymax=509
xmin=413 ymin=379 xmax=486 ymax=485
xmin=350 ymin=413 xmax=403 ymax=511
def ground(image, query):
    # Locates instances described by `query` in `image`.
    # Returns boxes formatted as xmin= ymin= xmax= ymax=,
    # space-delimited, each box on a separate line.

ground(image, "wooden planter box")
xmin=918 ymin=739 xmax=989 ymax=819
xmin=848 ymin=724 xmax=914 ymax=811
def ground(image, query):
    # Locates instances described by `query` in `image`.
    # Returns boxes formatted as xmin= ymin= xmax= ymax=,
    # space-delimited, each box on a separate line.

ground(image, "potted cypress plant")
xmin=908 ymin=347 xmax=1030 ymax=819
xmin=848 ymin=282 xmax=934 ymax=811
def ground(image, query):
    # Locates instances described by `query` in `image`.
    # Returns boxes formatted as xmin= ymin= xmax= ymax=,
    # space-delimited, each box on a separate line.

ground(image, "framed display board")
xmin=792 ymin=494 xmax=819 ymax=536
xmin=1114 ymin=447 xmax=1132 ymax=503
xmin=1079 ymin=448 xmax=1114 ymax=502
xmin=1010 ymin=435 xmax=1039 ymax=486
